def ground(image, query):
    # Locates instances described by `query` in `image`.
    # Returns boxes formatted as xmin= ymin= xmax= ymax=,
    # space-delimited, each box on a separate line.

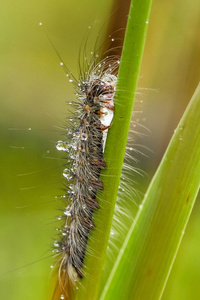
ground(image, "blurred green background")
xmin=1 ymin=0 xmax=200 ymax=299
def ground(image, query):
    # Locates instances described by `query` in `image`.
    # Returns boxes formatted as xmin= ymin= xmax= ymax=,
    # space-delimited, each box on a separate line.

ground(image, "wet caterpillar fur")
xmin=53 ymin=47 xmax=119 ymax=296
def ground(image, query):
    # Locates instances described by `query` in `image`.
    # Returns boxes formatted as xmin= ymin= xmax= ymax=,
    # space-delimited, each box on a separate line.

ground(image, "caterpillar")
xmin=52 ymin=42 xmax=119 ymax=297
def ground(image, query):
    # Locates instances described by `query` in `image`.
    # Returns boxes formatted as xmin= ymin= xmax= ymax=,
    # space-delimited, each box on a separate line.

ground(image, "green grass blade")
xmin=100 ymin=83 xmax=200 ymax=300
xmin=75 ymin=0 xmax=152 ymax=299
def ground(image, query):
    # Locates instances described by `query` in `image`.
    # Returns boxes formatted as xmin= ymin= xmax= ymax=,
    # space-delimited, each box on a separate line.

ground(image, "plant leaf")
xmin=100 ymin=83 xmax=200 ymax=300
xmin=75 ymin=0 xmax=152 ymax=299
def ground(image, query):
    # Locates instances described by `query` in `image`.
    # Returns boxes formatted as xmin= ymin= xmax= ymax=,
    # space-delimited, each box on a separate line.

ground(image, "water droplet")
xmin=28 ymin=128 xmax=31 ymax=131
xmin=39 ymin=22 xmax=43 ymax=26
xmin=81 ymin=133 xmax=88 ymax=141
xmin=111 ymin=38 xmax=114 ymax=42
xmin=146 ymin=20 xmax=149 ymax=24
xmin=56 ymin=141 xmax=68 ymax=151
xmin=64 ymin=209 xmax=71 ymax=217
xmin=69 ymin=79 xmax=73 ymax=83
xmin=60 ymin=62 xmax=63 ymax=66
xmin=50 ymin=265 xmax=54 ymax=269
xmin=54 ymin=241 xmax=59 ymax=247
xmin=63 ymin=170 xmax=72 ymax=180
xmin=60 ymin=295 xmax=65 ymax=299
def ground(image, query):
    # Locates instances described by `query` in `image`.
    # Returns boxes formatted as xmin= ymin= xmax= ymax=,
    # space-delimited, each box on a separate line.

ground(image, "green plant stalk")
xmin=100 ymin=83 xmax=200 ymax=300
xmin=75 ymin=0 xmax=152 ymax=299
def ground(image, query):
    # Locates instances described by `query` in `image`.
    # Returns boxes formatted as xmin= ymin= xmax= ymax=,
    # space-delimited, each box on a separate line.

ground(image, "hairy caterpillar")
xmin=52 ymin=37 xmax=120 ymax=297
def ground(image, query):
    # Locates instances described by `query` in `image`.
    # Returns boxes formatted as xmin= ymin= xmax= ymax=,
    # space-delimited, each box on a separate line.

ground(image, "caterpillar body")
xmin=53 ymin=53 xmax=119 ymax=297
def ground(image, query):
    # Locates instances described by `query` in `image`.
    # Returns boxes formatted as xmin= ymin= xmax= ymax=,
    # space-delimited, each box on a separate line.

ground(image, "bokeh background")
xmin=1 ymin=0 xmax=200 ymax=299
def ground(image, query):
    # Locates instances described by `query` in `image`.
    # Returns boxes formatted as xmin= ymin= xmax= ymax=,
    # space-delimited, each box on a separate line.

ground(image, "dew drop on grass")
xmin=139 ymin=204 xmax=143 ymax=210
